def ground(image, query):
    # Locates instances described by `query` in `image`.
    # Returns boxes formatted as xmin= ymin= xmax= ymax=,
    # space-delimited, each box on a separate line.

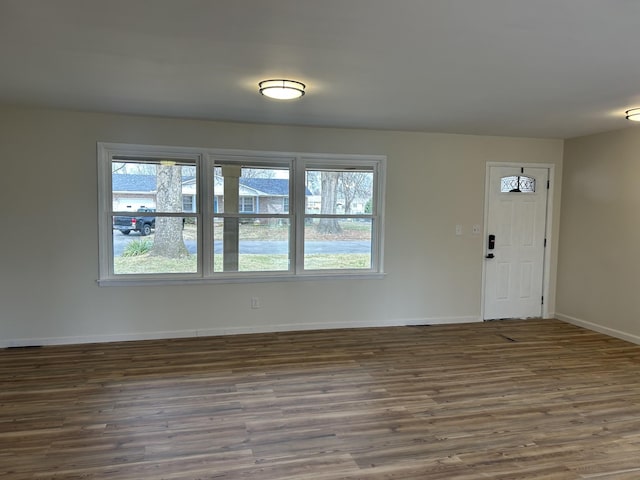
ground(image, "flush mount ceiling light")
xmin=625 ymin=108 xmax=640 ymax=121
xmin=259 ymin=79 xmax=306 ymax=100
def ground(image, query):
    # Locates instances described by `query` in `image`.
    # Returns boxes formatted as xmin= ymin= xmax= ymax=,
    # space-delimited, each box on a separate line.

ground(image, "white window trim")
xmin=97 ymin=143 xmax=386 ymax=285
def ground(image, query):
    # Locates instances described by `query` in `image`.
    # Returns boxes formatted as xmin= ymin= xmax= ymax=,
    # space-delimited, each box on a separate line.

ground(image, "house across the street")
xmin=112 ymin=174 xmax=292 ymax=214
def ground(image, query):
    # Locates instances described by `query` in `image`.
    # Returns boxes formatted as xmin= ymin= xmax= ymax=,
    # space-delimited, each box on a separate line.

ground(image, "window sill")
xmin=97 ymin=272 xmax=386 ymax=286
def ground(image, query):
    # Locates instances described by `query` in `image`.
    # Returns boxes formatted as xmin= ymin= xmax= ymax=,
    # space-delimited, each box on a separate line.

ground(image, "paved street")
xmin=112 ymin=232 xmax=370 ymax=256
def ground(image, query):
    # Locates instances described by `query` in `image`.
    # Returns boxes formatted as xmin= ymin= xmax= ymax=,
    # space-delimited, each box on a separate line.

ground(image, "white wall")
xmin=556 ymin=127 xmax=640 ymax=344
xmin=0 ymin=106 xmax=564 ymax=346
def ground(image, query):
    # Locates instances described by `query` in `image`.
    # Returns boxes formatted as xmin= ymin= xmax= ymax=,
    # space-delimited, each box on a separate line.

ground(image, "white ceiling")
xmin=1 ymin=0 xmax=639 ymax=139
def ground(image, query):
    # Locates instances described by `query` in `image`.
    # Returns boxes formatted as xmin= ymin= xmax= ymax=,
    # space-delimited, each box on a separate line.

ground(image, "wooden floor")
xmin=3 ymin=319 xmax=640 ymax=479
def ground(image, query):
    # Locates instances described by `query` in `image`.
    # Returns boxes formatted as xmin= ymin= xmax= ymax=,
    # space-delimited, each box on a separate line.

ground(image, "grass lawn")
xmin=115 ymin=221 xmax=371 ymax=274
xmin=208 ymin=221 xmax=370 ymax=241
xmin=114 ymin=253 xmax=371 ymax=274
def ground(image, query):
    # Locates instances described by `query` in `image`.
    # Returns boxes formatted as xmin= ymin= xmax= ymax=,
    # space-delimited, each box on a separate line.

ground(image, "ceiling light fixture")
xmin=259 ymin=79 xmax=305 ymax=100
xmin=625 ymin=108 xmax=640 ymax=122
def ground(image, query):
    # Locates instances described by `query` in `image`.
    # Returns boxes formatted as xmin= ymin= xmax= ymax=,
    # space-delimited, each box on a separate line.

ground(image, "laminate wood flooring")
xmin=3 ymin=319 xmax=640 ymax=479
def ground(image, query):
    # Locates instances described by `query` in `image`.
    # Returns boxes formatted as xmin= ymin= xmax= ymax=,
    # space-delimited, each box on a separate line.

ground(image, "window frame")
xmin=97 ymin=143 xmax=386 ymax=285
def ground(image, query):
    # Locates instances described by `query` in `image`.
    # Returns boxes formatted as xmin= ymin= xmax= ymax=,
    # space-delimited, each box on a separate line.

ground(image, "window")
xmin=98 ymin=143 xmax=386 ymax=284
xmin=500 ymin=175 xmax=536 ymax=193
xmin=239 ymin=196 xmax=255 ymax=213
xmin=304 ymin=165 xmax=375 ymax=270
xmin=182 ymin=195 xmax=194 ymax=212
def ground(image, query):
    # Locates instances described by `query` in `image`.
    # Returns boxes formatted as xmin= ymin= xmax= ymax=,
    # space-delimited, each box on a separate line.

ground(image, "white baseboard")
xmin=209 ymin=316 xmax=481 ymax=337
xmin=0 ymin=316 xmax=481 ymax=348
xmin=0 ymin=329 xmax=199 ymax=348
xmin=555 ymin=312 xmax=640 ymax=346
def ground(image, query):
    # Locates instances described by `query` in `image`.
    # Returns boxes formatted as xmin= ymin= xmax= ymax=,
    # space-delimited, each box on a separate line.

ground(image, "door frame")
xmin=481 ymin=162 xmax=556 ymax=320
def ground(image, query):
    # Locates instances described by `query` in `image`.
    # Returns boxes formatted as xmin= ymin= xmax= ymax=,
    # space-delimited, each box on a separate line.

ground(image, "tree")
xmin=316 ymin=171 xmax=342 ymax=234
xmin=151 ymin=164 xmax=188 ymax=258
xmin=240 ymin=167 xmax=277 ymax=179
xmin=339 ymin=171 xmax=372 ymax=214
xmin=112 ymin=162 xmax=127 ymax=174
xmin=112 ymin=161 xmax=156 ymax=175
xmin=305 ymin=171 xmax=321 ymax=195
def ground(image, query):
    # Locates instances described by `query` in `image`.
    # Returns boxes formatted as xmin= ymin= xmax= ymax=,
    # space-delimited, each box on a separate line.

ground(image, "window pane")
xmin=112 ymin=217 xmax=198 ymax=274
xmin=214 ymin=165 xmax=289 ymax=214
xmin=213 ymin=217 xmax=290 ymax=272
xmin=304 ymin=218 xmax=372 ymax=270
xmin=112 ymin=159 xmax=197 ymax=213
xmin=500 ymin=175 xmax=536 ymax=193
xmin=305 ymin=169 xmax=374 ymax=215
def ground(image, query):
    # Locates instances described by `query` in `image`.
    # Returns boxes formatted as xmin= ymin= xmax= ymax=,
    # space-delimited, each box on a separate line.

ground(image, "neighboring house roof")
xmin=238 ymin=178 xmax=311 ymax=196
xmin=113 ymin=174 xmax=308 ymax=195
xmin=112 ymin=174 xmax=157 ymax=192
xmin=239 ymin=178 xmax=289 ymax=196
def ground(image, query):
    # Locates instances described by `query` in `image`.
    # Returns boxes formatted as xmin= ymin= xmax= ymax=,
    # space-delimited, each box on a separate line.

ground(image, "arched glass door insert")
xmin=500 ymin=175 xmax=536 ymax=193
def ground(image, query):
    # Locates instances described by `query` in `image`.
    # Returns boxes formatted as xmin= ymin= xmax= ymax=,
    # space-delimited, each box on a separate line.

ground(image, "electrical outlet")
xmin=251 ymin=297 xmax=261 ymax=309
xmin=472 ymin=224 xmax=481 ymax=235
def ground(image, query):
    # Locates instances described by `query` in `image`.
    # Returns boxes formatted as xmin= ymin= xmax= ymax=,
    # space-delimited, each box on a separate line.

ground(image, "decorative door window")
xmin=500 ymin=175 xmax=536 ymax=193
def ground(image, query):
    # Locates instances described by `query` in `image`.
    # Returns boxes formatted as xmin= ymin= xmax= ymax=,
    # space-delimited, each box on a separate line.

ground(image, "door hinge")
xmin=547 ymin=180 xmax=550 ymax=189
xmin=541 ymin=296 xmax=544 ymax=305
xmin=544 ymin=238 xmax=547 ymax=247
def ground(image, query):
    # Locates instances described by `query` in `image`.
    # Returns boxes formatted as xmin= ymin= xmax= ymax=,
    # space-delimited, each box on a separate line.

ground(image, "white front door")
xmin=483 ymin=166 xmax=549 ymax=320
